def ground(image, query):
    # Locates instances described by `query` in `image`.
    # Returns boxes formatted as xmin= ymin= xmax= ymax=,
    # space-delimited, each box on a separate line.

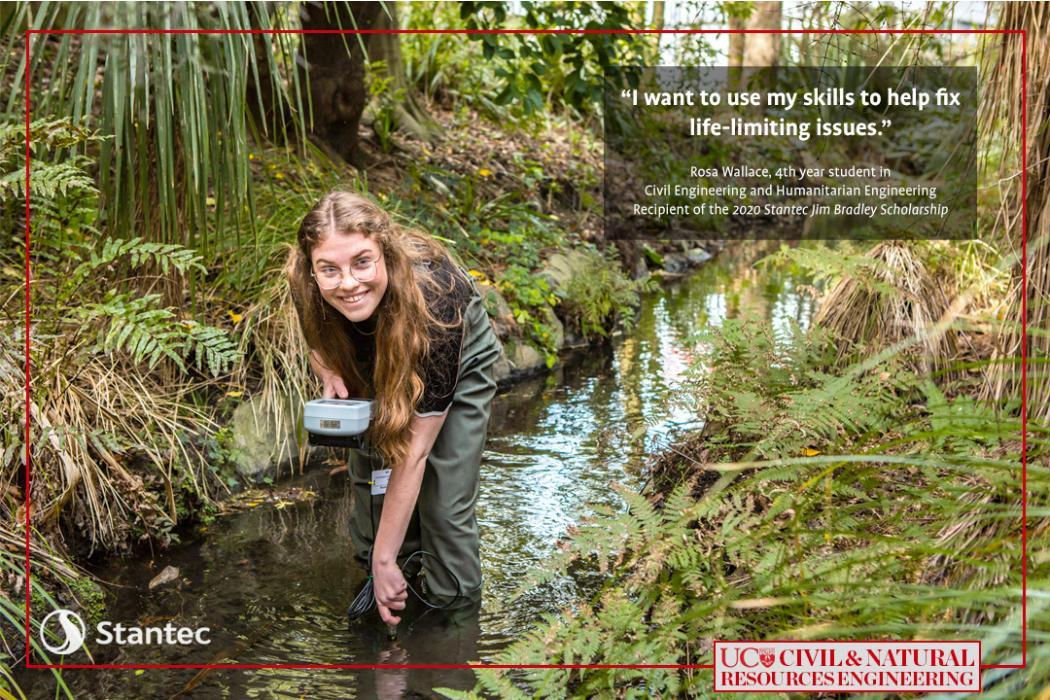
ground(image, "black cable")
xmin=400 ymin=549 xmax=464 ymax=611
xmin=346 ymin=551 xmax=464 ymax=621
xmin=347 ymin=575 xmax=377 ymax=621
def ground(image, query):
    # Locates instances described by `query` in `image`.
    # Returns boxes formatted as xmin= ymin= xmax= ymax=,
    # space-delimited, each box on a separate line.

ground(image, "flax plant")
xmin=0 ymin=530 xmax=90 ymax=699
xmin=979 ymin=2 xmax=1050 ymax=423
xmin=3 ymin=1 xmax=308 ymax=261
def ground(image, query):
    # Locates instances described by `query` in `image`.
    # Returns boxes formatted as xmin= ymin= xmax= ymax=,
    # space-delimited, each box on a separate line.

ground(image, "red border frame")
xmin=20 ymin=25 xmax=1029 ymax=680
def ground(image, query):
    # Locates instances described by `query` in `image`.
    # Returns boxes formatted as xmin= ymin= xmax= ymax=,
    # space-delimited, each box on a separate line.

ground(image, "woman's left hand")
xmin=372 ymin=560 xmax=408 ymax=625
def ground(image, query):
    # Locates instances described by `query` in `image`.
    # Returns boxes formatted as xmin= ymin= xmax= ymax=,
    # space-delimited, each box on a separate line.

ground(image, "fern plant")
xmin=70 ymin=236 xmax=206 ymax=282
xmin=439 ymin=316 xmax=1036 ymax=698
xmin=74 ymin=291 xmax=239 ymax=377
xmin=0 ymin=118 xmax=106 ymax=248
xmin=2 ymin=115 xmax=242 ymax=558
xmin=686 ymin=316 xmax=914 ymax=461
xmin=557 ymin=244 xmax=655 ymax=340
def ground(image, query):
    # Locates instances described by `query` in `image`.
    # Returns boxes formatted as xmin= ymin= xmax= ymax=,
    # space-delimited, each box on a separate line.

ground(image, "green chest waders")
xmin=348 ymin=290 xmax=501 ymax=606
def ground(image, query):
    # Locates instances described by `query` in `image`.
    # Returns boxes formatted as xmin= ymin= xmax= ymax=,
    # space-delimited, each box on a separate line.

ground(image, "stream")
xmin=59 ymin=244 xmax=816 ymax=699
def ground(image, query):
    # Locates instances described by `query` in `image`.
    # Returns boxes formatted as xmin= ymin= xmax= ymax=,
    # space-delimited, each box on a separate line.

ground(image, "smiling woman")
xmin=287 ymin=191 xmax=502 ymax=624
xmin=310 ymin=241 xmax=388 ymax=322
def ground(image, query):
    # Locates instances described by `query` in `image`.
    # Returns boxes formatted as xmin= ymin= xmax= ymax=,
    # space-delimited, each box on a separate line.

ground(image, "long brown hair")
xmin=288 ymin=191 xmax=463 ymax=467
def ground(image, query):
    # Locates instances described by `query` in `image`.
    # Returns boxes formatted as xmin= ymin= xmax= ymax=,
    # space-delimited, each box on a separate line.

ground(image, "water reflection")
xmin=64 ymin=246 xmax=814 ymax=698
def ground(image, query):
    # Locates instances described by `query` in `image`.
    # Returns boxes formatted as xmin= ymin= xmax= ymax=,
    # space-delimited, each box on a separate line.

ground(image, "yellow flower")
xmin=248 ymin=153 xmax=254 ymax=160
xmin=478 ymin=168 xmax=492 ymax=177
xmin=801 ymin=448 xmax=821 ymax=457
xmin=274 ymin=172 xmax=284 ymax=179
xmin=227 ymin=310 xmax=243 ymax=324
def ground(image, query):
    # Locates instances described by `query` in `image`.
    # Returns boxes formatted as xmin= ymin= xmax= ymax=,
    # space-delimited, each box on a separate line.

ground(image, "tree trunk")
xmin=652 ymin=0 xmax=665 ymax=29
xmin=728 ymin=11 xmax=745 ymax=90
xmin=245 ymin=3 xmax=288 ymax=143
xmin=298 ymin=1 xmax=381 ymax=166
xmin=651 ymin=1 xmax=665 ymax=57
xmin=363 ymin=3 xmax=441 ymax=144
xmin=743 ymin=1 xmax=782 ymax=67
xmin=739 ymin=1 xmax=782 ymax=113
xmin=251 ymin=2 xmax=437 ymax=163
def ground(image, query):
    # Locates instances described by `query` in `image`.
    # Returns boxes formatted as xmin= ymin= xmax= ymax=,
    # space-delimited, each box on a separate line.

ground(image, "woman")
xmin=288 ymin=191 xmax=501 ymax=625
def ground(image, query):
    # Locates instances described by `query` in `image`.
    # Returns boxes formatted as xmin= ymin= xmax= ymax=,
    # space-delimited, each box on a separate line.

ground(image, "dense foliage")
xmin=440 ymin=309 xmax=1038 ymax=698
xmin=1 ymin=1 xmax=1046 ymax=698
xmin=458 ymin=1 xmax=649 ymax=117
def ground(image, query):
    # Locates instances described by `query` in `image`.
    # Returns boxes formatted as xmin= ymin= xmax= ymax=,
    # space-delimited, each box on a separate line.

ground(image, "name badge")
xmin=370 ymin=468 xmax=392 ymax=496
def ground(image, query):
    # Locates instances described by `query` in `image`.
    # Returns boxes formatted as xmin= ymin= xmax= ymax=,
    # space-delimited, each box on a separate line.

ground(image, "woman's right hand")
xmin=309 ymin=350 xmax=349 ymax=399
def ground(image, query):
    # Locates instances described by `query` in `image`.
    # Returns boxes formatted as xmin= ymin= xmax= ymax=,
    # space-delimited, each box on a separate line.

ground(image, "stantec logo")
xmin=37 ymin=609 xmax=212 ymax=656
xmin=40 ymin=610 xmax=87 ymax=655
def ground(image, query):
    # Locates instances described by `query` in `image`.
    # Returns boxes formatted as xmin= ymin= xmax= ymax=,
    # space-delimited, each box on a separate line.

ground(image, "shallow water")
xmin=54 ymin=245 xmax=815 ymax=698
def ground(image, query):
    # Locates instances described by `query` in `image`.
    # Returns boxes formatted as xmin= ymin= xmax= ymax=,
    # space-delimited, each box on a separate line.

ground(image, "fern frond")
xmin=75 ymin=292 xmax=239 ymax=377
xmin=472 ymin=667 xmax=531 ymax=700
xmin=614 ymin=483 xmax=662 ymax=544
xmin=0 ymin=118 xmax=106 ymax=156
xmin=1 ymin=160 xmax=96 ymax=200
xmin=72 ymin=237 xmax=206 ymax=283
xmin=181 ymin=321 xmax=241 ymax=378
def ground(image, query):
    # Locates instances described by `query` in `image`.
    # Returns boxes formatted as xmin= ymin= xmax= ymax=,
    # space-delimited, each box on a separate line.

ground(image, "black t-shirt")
xmin=345 ymin=258 xmax=475 ymax=416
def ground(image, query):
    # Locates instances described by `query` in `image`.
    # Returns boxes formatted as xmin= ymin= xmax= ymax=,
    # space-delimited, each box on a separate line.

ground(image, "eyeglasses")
xmin=311 ymin=253 xmax=382 ymax=290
